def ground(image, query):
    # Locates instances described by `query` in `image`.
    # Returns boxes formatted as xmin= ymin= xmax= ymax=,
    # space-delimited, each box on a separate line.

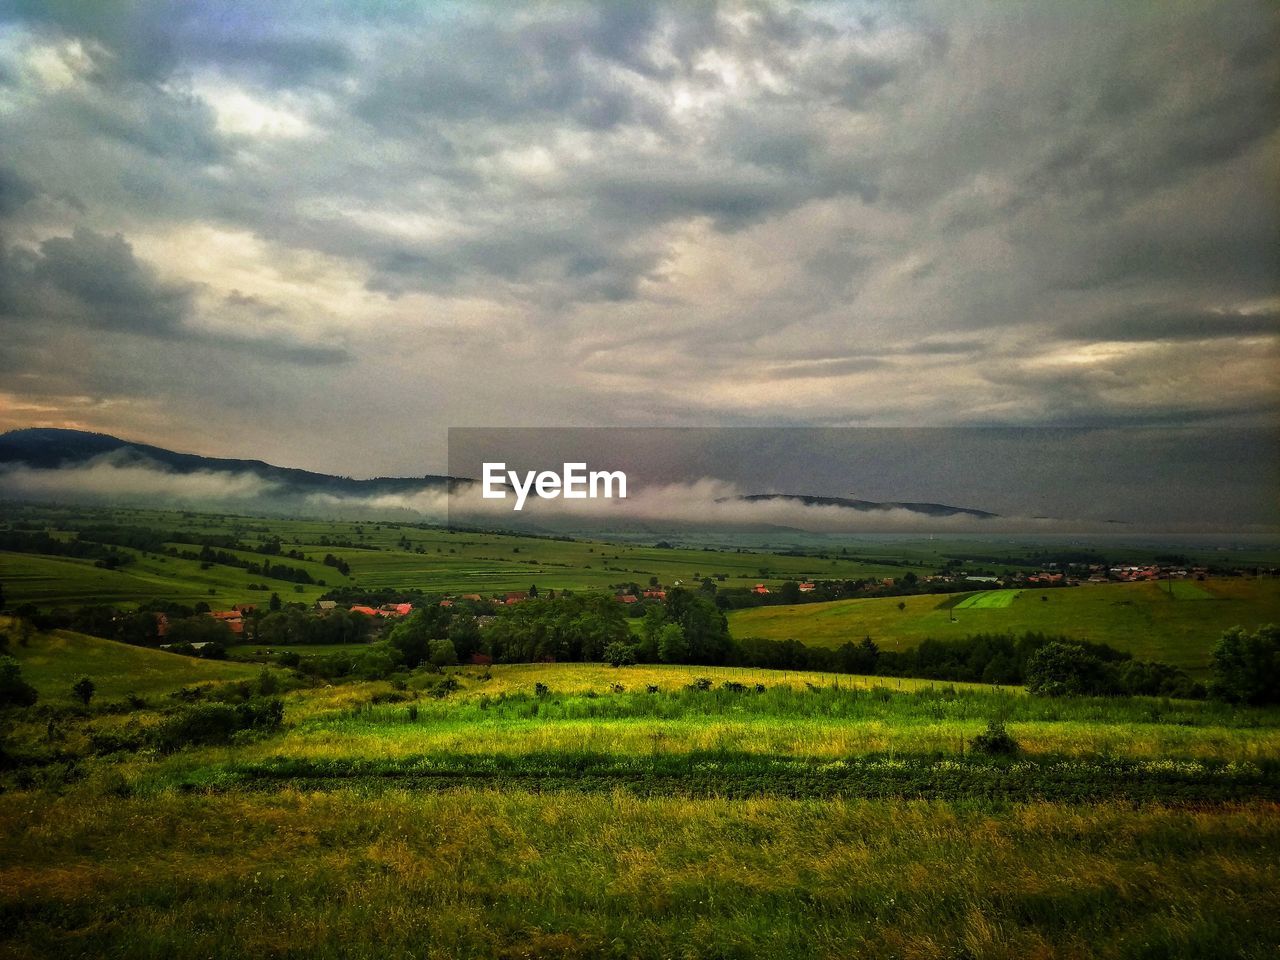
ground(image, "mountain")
xmin=727 ymin=493 xmax=998 ymax=520
xmin=0 ymin=428 xmax=999 ymax=522
xmin=0 ymin=428 xmax=456 ymax=496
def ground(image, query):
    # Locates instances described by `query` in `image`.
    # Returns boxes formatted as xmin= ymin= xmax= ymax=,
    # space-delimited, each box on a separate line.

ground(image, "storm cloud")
xmin=0 ymin=0 xmax=1275 ymax=481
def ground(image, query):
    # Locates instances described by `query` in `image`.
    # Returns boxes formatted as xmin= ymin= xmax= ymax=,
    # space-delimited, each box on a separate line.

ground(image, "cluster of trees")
xmin=1209 ymin=625 xmax=1280 ymax=705
xmin=0 ymin=529 xmax=136 ymax=569
xmin=254 ymin=608 xmax=373 ymax=647
xmin=1022 ymin=641 xmax=1203 ymax=699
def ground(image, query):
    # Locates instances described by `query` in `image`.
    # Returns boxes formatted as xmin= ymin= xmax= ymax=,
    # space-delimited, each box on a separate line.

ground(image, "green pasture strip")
xmin=156 ymin=751 xmax=1280 ymax=804
xmin=728 ymin=578 xmax=1280 ymax=674
xmin=5 ymin=626 xmax=264 ymax=701
xmin=3 ymin=789 xmax=1278 ymax=960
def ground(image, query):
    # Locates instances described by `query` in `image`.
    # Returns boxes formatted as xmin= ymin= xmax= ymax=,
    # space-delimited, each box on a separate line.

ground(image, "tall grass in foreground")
xmin=2 ymin=787 xmax=1278 ymax=959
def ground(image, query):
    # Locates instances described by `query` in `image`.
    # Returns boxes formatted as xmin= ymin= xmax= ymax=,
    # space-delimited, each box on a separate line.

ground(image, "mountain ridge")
xmin=0 ymin=428 xmax=998 ymax=519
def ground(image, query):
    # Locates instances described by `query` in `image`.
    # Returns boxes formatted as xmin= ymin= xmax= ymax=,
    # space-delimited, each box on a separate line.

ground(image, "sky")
xmin=0 ymin=0 xmax=1277 ymax=484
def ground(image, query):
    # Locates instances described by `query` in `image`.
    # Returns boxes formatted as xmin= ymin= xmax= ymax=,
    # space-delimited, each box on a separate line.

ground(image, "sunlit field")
xmin=728 ymin=578 xmax=1280 ymax=674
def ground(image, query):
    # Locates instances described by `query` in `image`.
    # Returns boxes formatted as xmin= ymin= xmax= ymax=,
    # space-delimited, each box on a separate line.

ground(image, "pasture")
xmin=2 ymin=624 xmax=1280 ymax=958
xmin=728 ymin=578 xmax=1280 ymax=674
xmin=3 ymin=618 xmax=264 ymax=702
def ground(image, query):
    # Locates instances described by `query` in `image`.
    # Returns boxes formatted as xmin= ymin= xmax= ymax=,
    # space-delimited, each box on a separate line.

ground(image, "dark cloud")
xmin=1064 ymin=307 xmax=1280 ymax=343
xmin=0 ymin=0 xmax=1274 ymax=481
xmin=0 ymin=229 xmax=350 ymax=364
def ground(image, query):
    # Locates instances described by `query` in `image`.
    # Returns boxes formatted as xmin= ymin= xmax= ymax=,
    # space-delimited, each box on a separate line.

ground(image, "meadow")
xmin=3 ymin=619 xmax=1280 ymax=958
xmin=3 ymin=505 xmax=1280 ymax=957
xmin=728 ymin=578 xmax=1280 ymax=675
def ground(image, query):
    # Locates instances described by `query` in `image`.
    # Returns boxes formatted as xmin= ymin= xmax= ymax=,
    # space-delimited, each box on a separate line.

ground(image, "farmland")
xmin=3 ymin=621 xmax=1280 ymax=958
xmin=728 ymin=579 xmax=1280 ymax=675
xmin=3 ymin=504 xmax=1280 ymax=957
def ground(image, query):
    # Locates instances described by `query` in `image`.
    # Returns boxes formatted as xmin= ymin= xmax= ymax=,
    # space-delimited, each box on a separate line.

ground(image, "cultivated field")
xmin=2 ymin=628 xmax=1280 ymax=958
xmin=728 ymin=579 xmax=1280 ymax=674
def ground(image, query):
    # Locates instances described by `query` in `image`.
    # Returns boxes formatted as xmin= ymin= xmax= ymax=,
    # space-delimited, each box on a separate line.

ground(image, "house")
xmin=349 ymin=605 xmax=378 ymax=617
xmin=315 ymin=600 xmax=337 ymax=611
xmin=642 ymin=589 xmax=667 ymax=600
xmin=439 ymin=599 xmax=454 ymax=607
xmin=798 ymin=582 xmax=816 ymax=592
xmin=461 ymin=594 xmax=483 ymax=602
xmin=615 ymin=594 xmax=639 ymax=604
xmin=753 ymin=584 xmax=770 ymax=595
xmin=378 ymin=603 xmax=413 ymax=617
xmin=210 ymin=610 xmax=244 ymax=635
xmin=504 ymin=592 xmax=528 ymax=605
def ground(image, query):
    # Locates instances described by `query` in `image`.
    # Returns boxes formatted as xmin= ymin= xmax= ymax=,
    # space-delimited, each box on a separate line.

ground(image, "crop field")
xmin=954 ymin=589 xmax=1020 ymax=609
xmin=0 ymin=503 xmax=934 ymax=607
xmin=729 ymin=578 xmax=1280 ymax=675
xmin=2 ymin=624 xmax=1280 ymax=958
xmin=3 ymin=505 xmax=1280 ymax=956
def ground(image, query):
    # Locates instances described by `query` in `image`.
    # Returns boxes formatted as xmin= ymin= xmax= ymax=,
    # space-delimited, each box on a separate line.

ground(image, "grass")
xmin=728 ymin=578 xmax=1280 ymax=675
xmin=1 ymin=789 xmax=1278 ymax=958
xmin=1 ymin=644 xmax=1278 ymax=957
xmin=955 ymin=589 xmax=1020 ymax=609
xmin=3 ymin=619 xmax=264 ymax=703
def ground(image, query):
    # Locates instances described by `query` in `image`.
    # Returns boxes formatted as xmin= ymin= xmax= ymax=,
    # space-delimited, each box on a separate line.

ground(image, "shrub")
xmin=1025 ymin=642 xmax=1111 ymax=697
xmin=152 ymin=697 xmax=283 ymax=752
xmin=970 ymin=719 xmax=1020 ymax=755
xmin=0 ymin=656 xmax=38 ymax=708
xmin=72 ymin=676 xmax=95 ymax=706
xmin=603 ymin=641 xmax=638 ymax=667
xmin=534 ymin=682 xmax=550 ymax=697
xmin=1209 ymin=624 xmax=1280 ymax=705
xmin=689 ymin=677 xmax=712 ymax=692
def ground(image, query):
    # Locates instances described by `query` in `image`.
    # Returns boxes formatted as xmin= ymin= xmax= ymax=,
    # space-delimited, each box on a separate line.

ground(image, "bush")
xmin=689 ymin=677 xmax=712 ymax=692
xmin=1025 ymin=642 xmax=1111 ymax=697
xmin=153 ymin=698 xmax=284 ymax=751
xmin=603 ymin=641 xmax=638 ymax=667
xmin=72 ymin=676 xmax=95 ymax=706
xmin=970 ymin=719 xmax=1020 ymax=755
xmin=1209 ymin=624 xmax=1280 ymax=705
xmin=534 ymin=682 xmax=549 ymax=697
xmin=0 ymin=656 xmax=38 ymax=707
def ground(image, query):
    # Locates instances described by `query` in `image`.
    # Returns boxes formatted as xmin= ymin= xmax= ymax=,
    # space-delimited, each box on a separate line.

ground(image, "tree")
xmin=428 ymin=638 xmax=459 ymax=667
xmin=72 ymin=676 xmax=95 ymax=706
xmin=604 ymin=641 xmax=637 ymax=667
xmin=0 ymin=656 xmax=38 ymax=707
xmin=1024 ymin=642 xmax=1110 ymax=697
xmin=1209 ymin=625 xmax=1280 ymax=705
xmin=779 ymin=581 xmax=801 ymax=604
xmin=658 ymin=623 xmax=688 ymax=664
xmin=269 ymin=592 xmax=282 ymax=612
xmin=528 ymin=584 xmax=539 ymax=598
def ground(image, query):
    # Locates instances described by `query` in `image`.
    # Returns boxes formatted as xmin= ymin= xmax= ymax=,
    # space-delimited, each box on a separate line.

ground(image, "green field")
xmin=4 ymin=505 xmax=1280 ymax=956
xmin=2 ymin=627 xmax=1280 ymax=958
xmin=955 ymin=589 xmax=1021 ymax=609
xmin=4 ymin=619 xmax=265 ymax=702
xmin=729 ymin=579 xmax=1280 ymax=675
xmin=0 ymin=504 xmax=936 ymax=608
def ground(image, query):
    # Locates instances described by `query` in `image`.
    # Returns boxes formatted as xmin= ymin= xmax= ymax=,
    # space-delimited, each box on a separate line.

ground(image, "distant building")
xmin=798 ymin=582 xmax=816 ymax=592
xmin=316 ymin=600 xmax=337 ymax=611
xmin=753 ymin=584 xmax=770 ymax=595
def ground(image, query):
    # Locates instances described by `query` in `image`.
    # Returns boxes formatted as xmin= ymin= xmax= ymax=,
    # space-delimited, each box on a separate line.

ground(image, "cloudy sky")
xmin=0 ymin=0 xmax=1277 ymax=479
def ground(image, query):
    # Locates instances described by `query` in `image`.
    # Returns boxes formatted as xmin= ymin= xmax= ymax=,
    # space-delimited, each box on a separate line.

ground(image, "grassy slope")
xmin=727 ymin=578 xmax=1280 ymax=674
xmin=4 ymin=620 xmax=262 ymax=702
xmin=2 ymin=647 xmax=1279 ymax=958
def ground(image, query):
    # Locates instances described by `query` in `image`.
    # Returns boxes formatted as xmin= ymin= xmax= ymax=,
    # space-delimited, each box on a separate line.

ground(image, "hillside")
xmin=727 ymin=579 xmax=1280 ymax=675
xmin=3 ymin=619 xmax=263 ymax=701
